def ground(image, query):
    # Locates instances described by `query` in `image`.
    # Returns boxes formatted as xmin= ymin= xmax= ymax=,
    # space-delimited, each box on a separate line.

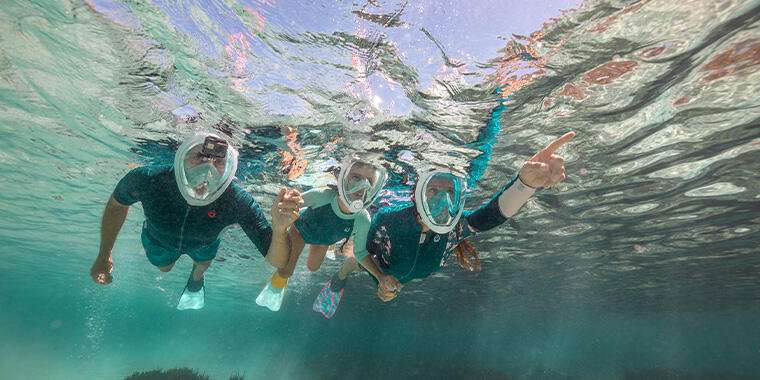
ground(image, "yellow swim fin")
xmin=256 ymin=271 xmax=288 ymax=312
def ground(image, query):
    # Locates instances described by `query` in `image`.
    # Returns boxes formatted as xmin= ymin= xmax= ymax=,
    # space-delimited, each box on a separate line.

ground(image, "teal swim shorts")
xmin=141 ymin=224 xmax=221 ymax=267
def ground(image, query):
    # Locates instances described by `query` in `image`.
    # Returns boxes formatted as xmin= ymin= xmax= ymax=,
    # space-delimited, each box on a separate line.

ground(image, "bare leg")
xmin=277 ymin=226 xmax=306 ymax=278
xmin=338 ymin=256 xmax=361 ymax=280
xmin=337 ymin=237 xmax=355 ymax=258
xmin=192 ymin=260 xmax=212 ymax=281
xmin=158 ymin=263 xmax=176 ymax=272
xmin=306 ymin=245 xmax=329 ymax=272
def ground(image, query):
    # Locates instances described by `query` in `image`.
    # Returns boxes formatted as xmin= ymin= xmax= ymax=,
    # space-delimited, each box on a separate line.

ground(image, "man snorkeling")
xmin=318 ymin=132 xmax=574 ymax=314
xmin=89 ymin=132 xmax=303 ymax=310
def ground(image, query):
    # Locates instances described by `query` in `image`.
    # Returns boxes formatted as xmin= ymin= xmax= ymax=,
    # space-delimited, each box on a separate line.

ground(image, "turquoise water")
xmin=1 ymin=0 xmax=759 ymax=379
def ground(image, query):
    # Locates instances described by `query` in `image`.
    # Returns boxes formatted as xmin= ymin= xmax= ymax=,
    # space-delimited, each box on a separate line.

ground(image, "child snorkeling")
xmin=256 ymin=155 xmax=388 ymax=311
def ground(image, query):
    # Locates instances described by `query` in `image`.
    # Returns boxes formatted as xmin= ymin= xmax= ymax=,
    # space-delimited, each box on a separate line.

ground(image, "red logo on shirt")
xmin=208 ymin=210 xmax=216 ymax=218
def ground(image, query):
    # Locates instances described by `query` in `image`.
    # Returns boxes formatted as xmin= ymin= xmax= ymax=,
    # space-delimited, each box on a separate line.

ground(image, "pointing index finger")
xmin=544 ymin=132 xmax=575 ymax=155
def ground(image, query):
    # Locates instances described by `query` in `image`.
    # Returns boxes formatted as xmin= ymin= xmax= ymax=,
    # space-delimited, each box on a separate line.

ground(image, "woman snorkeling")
xmin=314 ymin=132 xmax=574 ymax=316
xmin=256 ymin=155 xmax=388 ymax=311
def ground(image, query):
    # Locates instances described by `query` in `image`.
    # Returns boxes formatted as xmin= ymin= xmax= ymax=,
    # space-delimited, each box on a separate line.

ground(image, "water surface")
xmin=0 ymin=0 xmax=759 ymax=379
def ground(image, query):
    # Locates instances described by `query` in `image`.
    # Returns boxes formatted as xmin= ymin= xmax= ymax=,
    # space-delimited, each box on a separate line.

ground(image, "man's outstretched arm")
xmin=90 ymin=195 xmax=130 ymax=285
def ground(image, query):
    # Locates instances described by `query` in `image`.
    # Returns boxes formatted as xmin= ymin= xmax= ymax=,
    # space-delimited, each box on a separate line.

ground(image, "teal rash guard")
xmin=112 ymin=164 xmax=272 ymax=256
xmin=293 ymin=187 xmax=371 ymax=260
xmin=362 ymin=176 xmax=522 ymax=283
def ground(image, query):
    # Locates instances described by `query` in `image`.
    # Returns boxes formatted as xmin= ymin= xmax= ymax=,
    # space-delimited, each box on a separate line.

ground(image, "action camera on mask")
xmin=201 ymin=136 xmax=228 ymax=158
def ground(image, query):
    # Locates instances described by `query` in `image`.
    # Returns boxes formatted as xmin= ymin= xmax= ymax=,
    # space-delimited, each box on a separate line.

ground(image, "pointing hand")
xmin=519 ymin=132 xmax=575 ymax=188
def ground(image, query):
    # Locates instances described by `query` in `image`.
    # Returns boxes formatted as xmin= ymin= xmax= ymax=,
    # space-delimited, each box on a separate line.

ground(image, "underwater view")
xmin=1 ymin=0 xmax=759 ymax=379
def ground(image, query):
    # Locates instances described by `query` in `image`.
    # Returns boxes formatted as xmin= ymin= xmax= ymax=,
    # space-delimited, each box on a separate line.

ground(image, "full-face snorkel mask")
xmin=174 ymin=133 xmax=238 ymax=206
xmin=337 ymin=157 xmax=388 ymax=214
xmin=414 ymin=170 xmax=467 ymax=234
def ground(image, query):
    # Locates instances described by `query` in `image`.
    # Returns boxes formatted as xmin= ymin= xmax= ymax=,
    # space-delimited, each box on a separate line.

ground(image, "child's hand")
xmin=271 ymin=187 xmax=303 ymax=233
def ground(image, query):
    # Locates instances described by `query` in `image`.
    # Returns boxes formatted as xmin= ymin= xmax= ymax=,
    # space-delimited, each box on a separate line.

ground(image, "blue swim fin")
xmin=256 ymin=272 xmax=288 ymax=312
xmin=177 ymin=267 xmax=205 ymax=310
xmin=313 ymin=275 xmax=345 ymax=319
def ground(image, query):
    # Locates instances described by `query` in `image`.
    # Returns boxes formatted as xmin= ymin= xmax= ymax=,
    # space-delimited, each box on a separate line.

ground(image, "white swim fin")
xmin=256 ymin=272 xmax=288 ymax=312
xmin=177 ymin=286 xmax=205 ymax=310
xmin=177 ymin=265 xmax=205 ymax=310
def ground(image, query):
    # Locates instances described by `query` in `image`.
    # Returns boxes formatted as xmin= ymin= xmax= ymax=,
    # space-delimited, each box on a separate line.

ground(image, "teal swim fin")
xmin=313 ymin=275 xmax=345 ymax=319
xmin=177 ymin=267 xmax=205 ymax=310
xmin=256 ymin=272 xmax=288 ymax=312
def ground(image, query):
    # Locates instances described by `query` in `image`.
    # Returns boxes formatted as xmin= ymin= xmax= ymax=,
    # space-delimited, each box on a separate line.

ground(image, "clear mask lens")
xmin=174 ymin=134 xmax=238 ymax=206
xmin=185 ymin=163 xmax=222 ymax=188
xmin=428 ymin=191 xmax=456 ymax=220
xmin=346 ymin=178 xmax=371 ymax=195
xmin=339 ymin=160 xmax=387 ymax=212
xmin=423 ymin=173 xmax=465 ymax=225
xmin=344 ymin=165 xmax=382 ymax=201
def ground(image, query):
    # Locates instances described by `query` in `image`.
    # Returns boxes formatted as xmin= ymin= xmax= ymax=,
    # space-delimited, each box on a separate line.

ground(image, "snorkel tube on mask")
xmin=336 ymin=156 xmax=388 ymax=214
xmin=174 ymin=133 xmax=239 ymax=206
xmin=414 ymin=169 xmax=467 ymax=234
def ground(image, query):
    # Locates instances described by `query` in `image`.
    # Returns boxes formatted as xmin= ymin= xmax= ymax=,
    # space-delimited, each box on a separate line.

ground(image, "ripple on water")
xmin=549 ymin=223 xmax=594 ymax=237
xmin=622 ymin=124 xmax=698 ymax=155
xmin=607 ymin=150 xmax=681 ymax=176
xmin=684 ymin=182 xmax=746 ymax=197
xmin=648 ymin=140 xmax=760 ymax=180
xmin=623 ymin=203 xmax=659 ymax=214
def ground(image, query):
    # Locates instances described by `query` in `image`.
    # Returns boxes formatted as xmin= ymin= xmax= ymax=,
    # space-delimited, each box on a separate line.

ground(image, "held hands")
xmin=271 ymin=187 xmax=304 ymax=233
xmin=519 ymin=132 xmax=575 ymax=189
xmin=90 ymin=254 xmax=113 ymax=285
xmin=377 ymin=273 xmax=402 ymax=302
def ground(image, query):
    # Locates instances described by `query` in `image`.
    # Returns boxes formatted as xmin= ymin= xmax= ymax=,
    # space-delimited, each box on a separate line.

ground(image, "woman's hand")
xmin=519 ymin=132 xmax=575 ymax=188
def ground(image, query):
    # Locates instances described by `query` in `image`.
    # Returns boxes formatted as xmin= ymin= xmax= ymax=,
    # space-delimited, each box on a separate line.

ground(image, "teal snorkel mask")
xmin=337 ymin=157 xmax=388 ymax=213
xmin=174 ymin=133 xmax=238 ymax=206
xmin=414 ymin=170 xmax=467 ymax=234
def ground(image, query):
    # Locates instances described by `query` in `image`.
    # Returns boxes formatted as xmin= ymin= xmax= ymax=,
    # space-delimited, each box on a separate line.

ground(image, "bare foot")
xmin=338 ymin=257 xmax=360 ymax=280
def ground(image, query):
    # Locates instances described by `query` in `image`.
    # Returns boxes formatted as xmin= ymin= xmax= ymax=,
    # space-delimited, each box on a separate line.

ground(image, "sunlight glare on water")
xmin=0 ymin=0 xmax=759 ymax=379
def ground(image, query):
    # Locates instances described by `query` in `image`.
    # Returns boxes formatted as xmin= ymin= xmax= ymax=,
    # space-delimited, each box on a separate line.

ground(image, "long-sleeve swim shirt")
xmin=293 ymin=187 xmax=371 ymax=260
xmin=112 ymin=164 xmax=272 ymax=256
xmin=363 ymin=175 xmax=533 ymax=283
